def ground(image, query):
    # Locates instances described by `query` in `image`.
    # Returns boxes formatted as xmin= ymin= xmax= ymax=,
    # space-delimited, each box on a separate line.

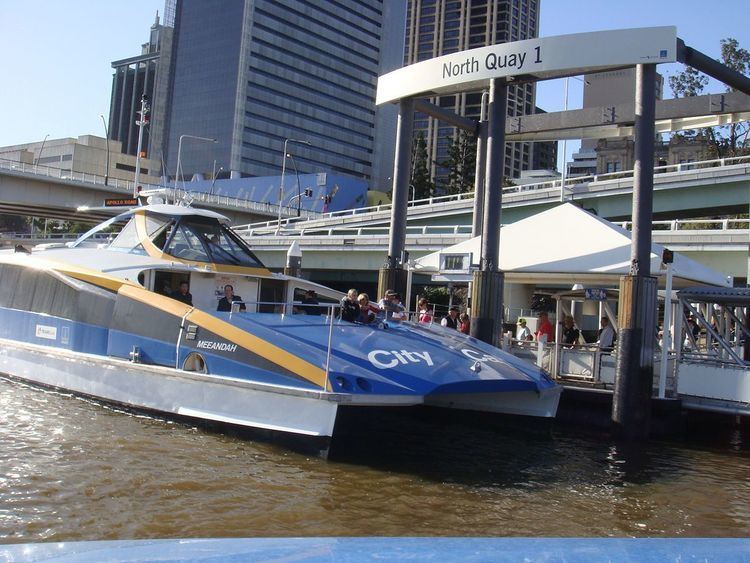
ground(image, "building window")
xmin=606 ymin=161 xmax=621 ymax=173
xmin=116 ymin=162 xmax=149 ymax=175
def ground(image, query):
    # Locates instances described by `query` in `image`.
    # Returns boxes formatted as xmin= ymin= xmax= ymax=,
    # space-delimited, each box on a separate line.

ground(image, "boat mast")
xmin=133 ymin=95 xmax=150 ymax=198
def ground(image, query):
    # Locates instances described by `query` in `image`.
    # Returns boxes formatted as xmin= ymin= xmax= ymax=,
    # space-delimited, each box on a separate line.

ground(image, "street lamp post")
xmin=210 ymin=162 xmax=224 ymax=196
xmin=100 ymin=115 xmax=110 ymax=186
xmin=286 ymin=152 xmax=302 ymax=216
xmin=276 ymin=138 xmax=310 ymax=233
xmin=175 ymin=134 xmax=217 ymax=193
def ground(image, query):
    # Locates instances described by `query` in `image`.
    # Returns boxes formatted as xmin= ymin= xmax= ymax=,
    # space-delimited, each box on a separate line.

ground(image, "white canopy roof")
xmin=414 ymin=203 xmax=732 ymax=288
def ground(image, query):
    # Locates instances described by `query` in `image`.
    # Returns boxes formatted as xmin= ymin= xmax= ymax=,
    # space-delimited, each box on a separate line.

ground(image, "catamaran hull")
xmin=0 ymin=338 xmax=560 ymax=453
xmin=425 ymin=387 xmax=562 ymax=419
xmin=0 ymin=339 xmax=344 ymax=440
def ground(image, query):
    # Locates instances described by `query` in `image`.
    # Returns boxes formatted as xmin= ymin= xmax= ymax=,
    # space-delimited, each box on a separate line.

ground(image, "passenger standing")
xmin=535 ymin=311 xmax=554 ymax=343
xmin=171 ymin=281 xmax=193 ymax=306
xmin=340 ymin=289 xmax=360 ymax=322
xmin=562 ymin=316 xmax=580 ymax=347
xmin=356 ymin=293 xmax=376 ymax=324
xmin=516 ymin=318 xmax=533 ymax=341
xmin=459 ymin=313 xmax=471 ymax=334
xmin=217 ymin=284 xmax=246 ymax=312
xmin=378 ymin=289 xmax=400 ymax=320
xmin=301 ymin=290 xmax=321 ymax=315
xmin=441 ymin=307 xmax=460 ymax=329
xmin=418 ymin=298 xmax=433 ymax=324
xmin=597 ymin=317 xmax=615 ymax=349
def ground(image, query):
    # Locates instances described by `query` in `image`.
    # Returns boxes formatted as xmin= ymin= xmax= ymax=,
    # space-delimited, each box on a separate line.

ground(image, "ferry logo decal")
xmin=367 ymin=350 xmax=434 ymax=370
xmin=35 ymin=325 xmax=58 ymax=340
xmin=196 ymin=340 xmax=237 ymax=353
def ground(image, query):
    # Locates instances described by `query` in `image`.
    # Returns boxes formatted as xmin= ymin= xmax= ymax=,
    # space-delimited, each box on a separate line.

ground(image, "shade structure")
xmin=414 ymin=203 xmax=732 ymax=288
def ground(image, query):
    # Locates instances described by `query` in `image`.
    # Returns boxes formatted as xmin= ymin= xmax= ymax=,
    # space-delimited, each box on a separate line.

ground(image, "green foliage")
xmin=669 ymin=37 xmax=750 ymax=157
xmin=668 ymin=66 xmax=708 ymax=98
xmin=0 ymin=214 xmax=29 ymax=233
xmin=440 ymin=132 xmax=477 ymax=195
xmin=411 ymin=133 xmax=435 ymax=200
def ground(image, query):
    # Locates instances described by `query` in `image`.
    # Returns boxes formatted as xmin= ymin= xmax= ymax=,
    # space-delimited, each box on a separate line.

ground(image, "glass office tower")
xmin=159 ymin=0 xmax=404 ymax=182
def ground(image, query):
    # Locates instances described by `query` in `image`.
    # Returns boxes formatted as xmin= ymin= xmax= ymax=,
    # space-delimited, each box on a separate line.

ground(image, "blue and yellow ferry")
xmin=0 ymin=204 xmax=560 ymax=454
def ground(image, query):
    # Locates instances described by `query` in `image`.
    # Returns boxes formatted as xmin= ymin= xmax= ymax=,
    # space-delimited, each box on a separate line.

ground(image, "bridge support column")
xmin=378 ymin=98 xmax=414 ymax=301
xmin=470 ymin=78 xmax=507 ymax=346
xmin=613 ymin=64 xmax=658 ymax=440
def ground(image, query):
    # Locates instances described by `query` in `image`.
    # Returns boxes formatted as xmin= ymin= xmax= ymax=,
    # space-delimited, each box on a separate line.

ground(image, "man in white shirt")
xmin=597 ymin=317 xmax=615 ymax=349
xmin=516 ymin=318 xmax=532 ymax=341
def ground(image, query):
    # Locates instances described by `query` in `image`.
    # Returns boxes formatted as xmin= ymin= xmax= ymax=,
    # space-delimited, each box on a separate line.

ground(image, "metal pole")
xmin=210 ymin=165 xmax=222 ymax=196
xmin=176 ymin=134 xmax=217 ymax=195
xmin=276 ymin=139 xmax=310 ymax=233
xmin=100 ymin=115 xmax=110 ymax=186
xmin=612 ymin=64 xmax=658 ymax=440
xmin=134 ymin=95 xmax=147 ymax=198
xmin=378 ymin=98 xmax=414 ymax=299
xmin=658 ymin=263 xmax=673 ymax=398
xmin=276 ymin=139 xmax=289 ymax=233
xmin=472 ymin=91 xmax=488 ymax=237
xmin=470 ymin=78 xmax=507 ymax=345
xmin=34 ymin=134 xmax=49 ymax=166
xmin=288 ymin=153 xmax=302 ymax=216
xmin=560 ymin=77 xmax=569 ymax=203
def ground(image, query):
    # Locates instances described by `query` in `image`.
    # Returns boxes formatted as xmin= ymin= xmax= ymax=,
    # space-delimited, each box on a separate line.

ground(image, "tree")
xmin=410 ymin=132 xmax=434 ymax=200
xmin=668 ymin=37 xmax=750 ymax=157
xmin=440 ymin=131 xmax=477 ymax=195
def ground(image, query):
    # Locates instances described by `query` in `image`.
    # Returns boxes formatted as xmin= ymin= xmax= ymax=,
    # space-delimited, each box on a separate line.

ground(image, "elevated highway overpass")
xmin=230 ymin=219 xmax=750 ymax=288
xmin=240 ymin=155 xmax=750 ymax=234
xmin=0 ymin=158 xmax=316 ymax=225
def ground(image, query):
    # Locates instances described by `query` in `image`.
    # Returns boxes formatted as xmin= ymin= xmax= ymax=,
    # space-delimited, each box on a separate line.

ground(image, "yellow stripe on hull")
xmin=119 ymin=285 xmax=328 ymax=389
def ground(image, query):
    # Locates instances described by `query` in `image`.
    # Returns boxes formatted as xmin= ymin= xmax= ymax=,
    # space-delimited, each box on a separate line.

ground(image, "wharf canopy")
xmin=414 ymin=204 xmax=732 ymax=288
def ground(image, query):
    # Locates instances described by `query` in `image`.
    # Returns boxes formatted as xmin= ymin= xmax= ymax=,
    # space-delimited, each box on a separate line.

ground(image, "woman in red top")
xmin=535 ymin=311 xmax=554 ymax=343
xmin=459 ymin=313 xmax=471 ymax=334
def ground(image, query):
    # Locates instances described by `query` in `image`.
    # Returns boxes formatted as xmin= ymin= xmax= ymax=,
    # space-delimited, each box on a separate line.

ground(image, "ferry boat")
xmin=0 ymin=204 xmax=560 ymax=453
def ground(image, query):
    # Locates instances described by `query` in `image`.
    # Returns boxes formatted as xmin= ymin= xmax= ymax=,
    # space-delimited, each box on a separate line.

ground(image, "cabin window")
xmin=166 ymin=225 xmax=210 ymax=262
xmin=163 ymin=217 xmax=264 ymax=267
xmin=109 ymin=221 xmax=147 ymax=255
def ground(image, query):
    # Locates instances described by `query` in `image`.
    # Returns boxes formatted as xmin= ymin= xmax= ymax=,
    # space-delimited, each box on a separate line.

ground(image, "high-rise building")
xmin=108 ymin=13 xmax=171 ymax=159
xmin=152 ymin=0 xmax=405 ymax=183
xmin=403 ymin=0 xmax=544 ymax=185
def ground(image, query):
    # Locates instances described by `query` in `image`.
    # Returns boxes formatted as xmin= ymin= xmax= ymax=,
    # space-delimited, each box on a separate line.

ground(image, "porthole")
xmin=183 ymin=352 xmax=208 ymax=374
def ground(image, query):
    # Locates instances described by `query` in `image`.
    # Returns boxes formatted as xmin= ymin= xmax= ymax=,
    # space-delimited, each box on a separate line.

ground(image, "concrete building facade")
xmin=0 ymin=136 xmax=161 ymax=185
xmin=109 ymin=13 xmax=171 ymax=159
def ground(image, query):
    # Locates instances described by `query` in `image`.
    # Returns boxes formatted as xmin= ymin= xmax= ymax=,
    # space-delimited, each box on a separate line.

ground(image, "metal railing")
xmin=0 ymin=157 xmax=320 ymax=219
xmin=237 ymin=224 xmax=474 ymax=238
xmin=237 ymin=154 xmax=750 ymax=233
xmin=0 ymin=157 xmax=161 ymax=193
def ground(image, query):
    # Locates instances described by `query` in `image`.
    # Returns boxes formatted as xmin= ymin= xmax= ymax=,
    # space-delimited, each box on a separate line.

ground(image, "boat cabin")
xmin=71 ymin=205 xmax=341 ymax=313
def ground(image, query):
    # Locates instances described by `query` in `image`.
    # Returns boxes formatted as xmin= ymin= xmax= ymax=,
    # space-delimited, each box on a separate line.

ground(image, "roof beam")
xmin=677 ymin=39 xmax=750 ymax=96
xmin=505 ymin=91 xmax=750 ymax=141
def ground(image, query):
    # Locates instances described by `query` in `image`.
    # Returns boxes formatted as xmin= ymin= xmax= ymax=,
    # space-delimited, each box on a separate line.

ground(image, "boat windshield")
xmin=163 ymin=216 xmax=264 ymax=267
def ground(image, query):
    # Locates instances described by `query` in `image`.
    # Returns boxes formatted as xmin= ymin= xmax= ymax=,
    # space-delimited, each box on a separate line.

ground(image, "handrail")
xmin=0 ymin=157 xmax=320 ymax=219
xmin=235 ymin=154 xmax=750 ymax=232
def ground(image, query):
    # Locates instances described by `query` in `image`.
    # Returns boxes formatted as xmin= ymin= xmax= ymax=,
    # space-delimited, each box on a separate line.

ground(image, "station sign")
xmin=104 ymin=198 xmax=138 ymax=207
xmin=377 ymin=27 xmax=677 ymax=105
xmin=585 ymin=288 xmax=608 ymax=301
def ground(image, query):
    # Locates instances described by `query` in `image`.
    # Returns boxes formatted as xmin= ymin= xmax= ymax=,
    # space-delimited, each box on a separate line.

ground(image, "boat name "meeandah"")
xmin=196 ymin=340 xmax=238 ymax=352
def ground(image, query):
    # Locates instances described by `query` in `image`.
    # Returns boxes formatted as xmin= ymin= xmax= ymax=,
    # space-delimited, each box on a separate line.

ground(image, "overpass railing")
xmin=0 ymin=158 xmax=320 ymax=219
xmin=236 ymin=224 xmax=474 ymax=238
xmin=237 ymin=154 xmax=750 ymax=232
xmin=0 ymin=157 xmax=162 ymax=193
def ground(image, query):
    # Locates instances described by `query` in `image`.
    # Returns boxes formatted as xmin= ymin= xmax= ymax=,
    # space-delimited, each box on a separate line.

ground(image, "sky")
xmin=1 ymin=0 xmax=748 ymax=168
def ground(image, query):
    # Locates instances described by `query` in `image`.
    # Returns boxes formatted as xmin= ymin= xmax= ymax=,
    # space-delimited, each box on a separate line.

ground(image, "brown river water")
xmin=1 ymin=376 xmax=749 ymax=543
